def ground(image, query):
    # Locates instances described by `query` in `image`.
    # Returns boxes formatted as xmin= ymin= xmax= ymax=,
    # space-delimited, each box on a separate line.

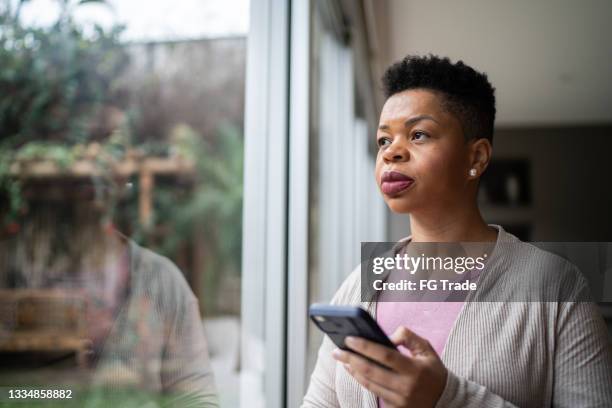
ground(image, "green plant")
xmin=121 ymin=123 xmax=244 ymax=315
xmin=0 ymin=0 xmax=128 ymax=146
xmin=0 ymin=0 xmax=129 ymax=224
xmin=176 ymin=123 xmax=243 ymax=299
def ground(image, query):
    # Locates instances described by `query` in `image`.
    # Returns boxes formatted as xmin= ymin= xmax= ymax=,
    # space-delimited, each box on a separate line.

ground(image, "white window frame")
xmin=242 ymin=1 xmax=385 ymax=406
xmin=241 ymin=0 xmax=289 ymax=407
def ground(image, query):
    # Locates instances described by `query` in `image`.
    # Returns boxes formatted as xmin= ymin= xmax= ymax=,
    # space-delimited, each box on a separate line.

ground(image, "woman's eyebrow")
xmin=378 ymin=115 xmax=439 ymax=131
xmin=404 ymin=114 xmax=439 ymax=126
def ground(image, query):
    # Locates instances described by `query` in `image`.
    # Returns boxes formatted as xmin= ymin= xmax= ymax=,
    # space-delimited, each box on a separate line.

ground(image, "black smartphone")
xmin=309 ymin=304 xmax=396 ymax=367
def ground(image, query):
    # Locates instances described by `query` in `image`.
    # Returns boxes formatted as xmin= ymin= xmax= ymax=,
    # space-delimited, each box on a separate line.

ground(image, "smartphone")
xmin=309 ymin=304 xmax=396 ymax=366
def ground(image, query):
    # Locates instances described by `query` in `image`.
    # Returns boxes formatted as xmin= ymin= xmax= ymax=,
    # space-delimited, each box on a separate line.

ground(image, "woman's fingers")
xmin=333 ymin=348 xmax=398 ymax=379
xmin=333 ymin=330 xmax=447 ymax=407
xmin=390 ymin=326 xmax=435 ymax=357
xmin=342 ymin=336 xmax=412 ymax=372
xmin=332 ymin=349 xmax=409 ymax=402
xmin=349 ymin=368 xmax=408 ymax=407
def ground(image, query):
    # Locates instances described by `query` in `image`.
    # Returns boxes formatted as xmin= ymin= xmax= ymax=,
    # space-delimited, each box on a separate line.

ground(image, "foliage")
xmin=0 ymin=0 xmax=129 ymax=222
xmin=118 ymin=123 xmax=244 ymax=314
xmin=172 ymin=123 xmax=243 ymax=314
xmin=0 ymin=1 xmax=244 ymax=316
xmin=0 ymin=0 xmax=129 ymax=146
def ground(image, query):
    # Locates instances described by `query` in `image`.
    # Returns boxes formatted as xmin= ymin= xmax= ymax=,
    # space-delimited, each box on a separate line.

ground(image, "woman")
xmin=302 ymin=55 xmax=612 ymax=407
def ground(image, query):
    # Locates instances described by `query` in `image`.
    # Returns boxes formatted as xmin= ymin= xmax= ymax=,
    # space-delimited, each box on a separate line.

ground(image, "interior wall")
xmin=384 ymin=0 xmax=612 ymax=126
xmin=490 ymin=125 xmax=612 ymax=241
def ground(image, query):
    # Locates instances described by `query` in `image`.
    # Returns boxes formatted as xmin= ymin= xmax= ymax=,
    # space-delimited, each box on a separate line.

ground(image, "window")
xmin=0 ymin=0 xmax=248 ymax=405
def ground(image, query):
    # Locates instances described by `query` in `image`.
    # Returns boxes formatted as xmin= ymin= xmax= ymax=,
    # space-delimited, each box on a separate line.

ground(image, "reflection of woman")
xmin=0 ymin=185 xmax=218 ymax=407
xmin=302 ymin=55 xmax=612 ymax=407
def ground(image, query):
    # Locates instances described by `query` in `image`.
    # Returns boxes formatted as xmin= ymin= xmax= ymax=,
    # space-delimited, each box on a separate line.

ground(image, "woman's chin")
xmin=385 ymin=198 xmax=416 ymax=214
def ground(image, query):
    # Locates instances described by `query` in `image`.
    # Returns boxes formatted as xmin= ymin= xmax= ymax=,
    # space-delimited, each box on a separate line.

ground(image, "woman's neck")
xmin=408 ymin=204 xmax=497 ymax=243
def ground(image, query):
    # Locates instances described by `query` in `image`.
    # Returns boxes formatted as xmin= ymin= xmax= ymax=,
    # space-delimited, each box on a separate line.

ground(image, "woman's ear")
xmin=468 ymin=138 xmax=492 ymax=179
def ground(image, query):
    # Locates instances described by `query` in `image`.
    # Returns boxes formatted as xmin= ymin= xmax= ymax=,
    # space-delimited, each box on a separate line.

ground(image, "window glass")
xmin=0 ymin=1 xmax=247 ymax=406
xmin=306 ymin=1 xmax=386 ymax=381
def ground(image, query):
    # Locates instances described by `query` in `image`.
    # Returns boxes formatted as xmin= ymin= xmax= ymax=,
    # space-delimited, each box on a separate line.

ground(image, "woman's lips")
xmin=381 ymin=180 xmax=414 ymax=195
xmin=380 ymin=171 xmax=414 ymax=195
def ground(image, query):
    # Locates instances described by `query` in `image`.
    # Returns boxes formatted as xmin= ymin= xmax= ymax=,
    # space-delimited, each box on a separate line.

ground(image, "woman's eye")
xmin=377 ymin=137 xmax=391 ymax=148
xmin=412 ymin=131 xmax=429 ymax=141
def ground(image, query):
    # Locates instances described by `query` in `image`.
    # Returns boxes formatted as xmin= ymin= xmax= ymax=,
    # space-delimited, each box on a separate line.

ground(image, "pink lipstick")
xmin=381 ymin=171 xmax=414 ymax=195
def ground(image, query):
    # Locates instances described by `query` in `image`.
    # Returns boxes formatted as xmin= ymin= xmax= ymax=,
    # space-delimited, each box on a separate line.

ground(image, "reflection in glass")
xmin=0 ymin=0 xmax=246 ymax=405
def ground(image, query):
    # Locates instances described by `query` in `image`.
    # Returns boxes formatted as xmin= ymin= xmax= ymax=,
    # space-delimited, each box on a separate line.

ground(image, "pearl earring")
xmin=469 ymin=168 xmax=477 ymax=177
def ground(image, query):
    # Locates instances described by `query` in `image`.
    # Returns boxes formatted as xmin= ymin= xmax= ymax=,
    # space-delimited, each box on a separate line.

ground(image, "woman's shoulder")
xmin=486 ymin=227 xmax=590 ymax=301
xmin=330 ymin=265 xmax=363 ymax=305
xmin=128 ymin=240 xmax=197 ymax=303
xmin=331 ymin=239 xmax=405 ymax=306
xmin=501 ymin=231 xmax=585 ymax=278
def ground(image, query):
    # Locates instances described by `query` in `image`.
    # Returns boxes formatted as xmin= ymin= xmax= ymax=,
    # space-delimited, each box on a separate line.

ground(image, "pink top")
xmin=375 ymin=238 xmax=489 ymax=354
xmin=377 ymin=301 xmax=465 ymax=356
xmin=376 ymin=301 xmax=465 ymax=408
xmin=375 ymin=241 xmax=486 ymax=408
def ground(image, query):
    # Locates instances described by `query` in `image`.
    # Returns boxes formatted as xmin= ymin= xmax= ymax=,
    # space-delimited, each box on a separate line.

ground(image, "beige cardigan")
xmin=302 ymin=225 xmax=612 ymax=407
xmin=0 ymin=236 xmax=219 ymax=407
xmin=86 ymin=240 xmax=219 ymax=407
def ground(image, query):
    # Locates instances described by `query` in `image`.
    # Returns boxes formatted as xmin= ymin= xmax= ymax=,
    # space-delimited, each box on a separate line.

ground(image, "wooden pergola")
xmin=10 ymin=155 xmax=196 ymax=227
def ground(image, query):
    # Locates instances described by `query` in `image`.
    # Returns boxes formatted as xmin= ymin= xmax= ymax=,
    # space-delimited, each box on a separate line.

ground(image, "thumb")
xmin=390 ymin=326 xmax=435 ymax=357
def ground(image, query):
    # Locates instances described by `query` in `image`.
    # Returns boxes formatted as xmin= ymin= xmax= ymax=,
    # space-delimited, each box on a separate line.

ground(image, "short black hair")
xmin=382 ymin=55 xmax=496 ymax=143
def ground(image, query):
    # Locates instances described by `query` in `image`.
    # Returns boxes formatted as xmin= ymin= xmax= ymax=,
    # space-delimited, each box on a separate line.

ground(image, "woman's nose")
xmin=382 ymin=141 xmax=409 ymax=163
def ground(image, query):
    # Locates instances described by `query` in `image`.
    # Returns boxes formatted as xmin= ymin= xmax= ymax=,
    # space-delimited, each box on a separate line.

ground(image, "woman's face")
xmin=375 ymin=88 xmax=474 ymax=214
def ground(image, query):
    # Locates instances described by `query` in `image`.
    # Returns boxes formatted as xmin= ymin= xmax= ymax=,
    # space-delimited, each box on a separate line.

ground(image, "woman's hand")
xmin=332 ymin=326 xmax=447 ymax=408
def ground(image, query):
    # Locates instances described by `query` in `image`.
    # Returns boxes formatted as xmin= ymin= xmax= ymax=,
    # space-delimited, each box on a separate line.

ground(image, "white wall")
xmin=385 ymin=0 xmax=612 ymax=126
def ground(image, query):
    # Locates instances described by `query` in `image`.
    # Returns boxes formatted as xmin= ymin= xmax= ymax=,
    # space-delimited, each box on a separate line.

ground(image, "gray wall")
xmin=491 ymin=125 xmax=612 ymax=241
